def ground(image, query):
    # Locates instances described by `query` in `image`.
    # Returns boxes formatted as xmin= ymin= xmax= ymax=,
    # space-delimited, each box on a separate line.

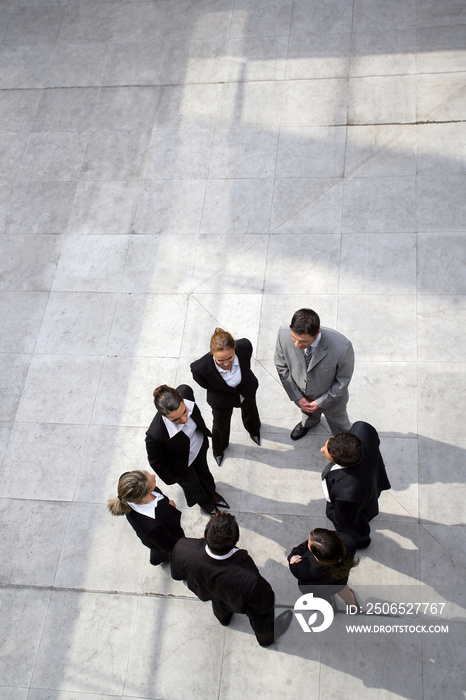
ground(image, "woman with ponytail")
xmin=190 ymin=328 xmax=261 ymax=466
xmin=108 ymin=470 xmax=185 ymax=565
xmin=288 ymin=528 xmax=359 ymax=607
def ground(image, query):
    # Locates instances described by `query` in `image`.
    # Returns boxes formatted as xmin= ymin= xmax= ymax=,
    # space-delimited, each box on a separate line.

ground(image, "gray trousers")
xmin=298 ymin=401 xmax=351 ymax=435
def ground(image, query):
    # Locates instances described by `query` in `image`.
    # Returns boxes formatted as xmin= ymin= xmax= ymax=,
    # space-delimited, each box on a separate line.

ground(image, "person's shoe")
xmin=219 ymin=613 xmax=233 ymax=627
xmin=213 ymin=493 xmax=230 ymax=509
xmin=273 ymin=610 xmax=293 ymax=642
xmin=290 ymin=423 xmax=309 ymax=441
xmin=150 ymin=550 xmax=169 ymax=566
xmin=250 ymin=434 xmax=261 ymax=446
xmin=357 ymin=537 xmax=371 ymax=549
xmin=200 ymin=505 xmax=219 ymax=516
xmin=261 ymin=610 xmax=293 ymax=647
xmin=215 ymin=454 xmax=224 ymax=467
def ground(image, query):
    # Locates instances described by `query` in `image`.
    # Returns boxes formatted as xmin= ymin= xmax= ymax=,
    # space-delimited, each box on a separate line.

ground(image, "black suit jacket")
xmin=126 ymin=488 xmax=185 ymax=553
xmin=145 ymin=384 xmax=212 ymax=485
xmin=190 ymin=338 xmax=259 ymax=409
xmin=171 ymin=538 xmax=275 ymax=615
xmin=325 ymin=421 xmax=390 ymax=536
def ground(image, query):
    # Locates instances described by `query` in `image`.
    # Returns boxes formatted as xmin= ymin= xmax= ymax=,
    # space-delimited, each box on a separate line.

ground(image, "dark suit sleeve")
xmin=328 ymin=497 xmax=363 ymax=534
xmin=238 ymin=338 xmax=253 ymax=360
xmin=126 ymin=494 xmax=184 ymax=553
xmin=170 ymin=540 xmax=188 ymax=580
xmin=245 ymin=574 xmax=275 ymax=615
xmin=177 ymin=384 xmax=195 ymax=402
xmin=190 ymin=358 xmax=209 ymax=390
xmin=145 ymin=434 xmax=176 ymax=485
xmin=287 ymin=540 xmax=309 ymax=561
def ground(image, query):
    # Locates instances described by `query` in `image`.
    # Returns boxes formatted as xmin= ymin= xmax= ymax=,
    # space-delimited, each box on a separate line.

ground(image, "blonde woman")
xmin=108 ymin=470 xmax=184 ymax=565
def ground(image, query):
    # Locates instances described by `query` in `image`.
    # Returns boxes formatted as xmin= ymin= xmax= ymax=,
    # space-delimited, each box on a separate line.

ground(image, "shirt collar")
xmin=162 ymin=398 xmax=195 ymax=438
xmin=127 ymin=490 xmax=164 ymax=516
xmin=205 ymin=544 xmax=238 ymax=560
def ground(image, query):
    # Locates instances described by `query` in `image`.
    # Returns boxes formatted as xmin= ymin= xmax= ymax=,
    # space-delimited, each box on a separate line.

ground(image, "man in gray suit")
xmin=274 ymin=308 xmax=354 ymax=440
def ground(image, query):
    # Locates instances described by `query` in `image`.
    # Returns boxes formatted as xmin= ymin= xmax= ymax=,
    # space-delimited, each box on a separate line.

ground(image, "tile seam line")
xmin=0 ymin=583 xmax=301 ymax=608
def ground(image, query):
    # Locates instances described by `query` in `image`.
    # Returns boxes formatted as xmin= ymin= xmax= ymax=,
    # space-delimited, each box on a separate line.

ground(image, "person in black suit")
xmin=190 ymin=328 xmax=261 ymax=466
xmin=108 ymin=469 xmax=185 ymax=565
xmin=288 ymin=528 xmax=358 ymax=607
xmin=170 ymin=512 xmax=292 ymax=647
xmin=145 ymin=384 xmax=229 ymax=516
xmin=321 ymin=421 xmax=391 ymax=548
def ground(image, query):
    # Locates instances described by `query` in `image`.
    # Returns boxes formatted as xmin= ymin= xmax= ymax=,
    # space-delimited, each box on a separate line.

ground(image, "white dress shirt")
xmin=214 ymin=354 xmax=244 ymax=402
xmin=321 ymin=463 xmax=345 ymax=502
xmin=162 ymin=398 xmax=204 ymax=465
xmin=128 ymin=490 xmax=164 ymax=518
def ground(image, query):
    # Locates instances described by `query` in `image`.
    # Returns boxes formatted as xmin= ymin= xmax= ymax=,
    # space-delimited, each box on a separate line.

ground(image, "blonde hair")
xmin=107 ymin=470 xmax=152 ymax=516
xmin=210 ymin=327 xmax=236 ymax=354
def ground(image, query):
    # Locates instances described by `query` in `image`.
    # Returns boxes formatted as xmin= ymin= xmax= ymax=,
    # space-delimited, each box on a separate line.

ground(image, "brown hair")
xmin=204 ymin=512 xmax=239 ymax=555
xmin=210 ymin=328 xmax=236 ymax=354
xmin=309 ymin=528 xmax=359 ymax=579
xmin=327 ymin=433 xmax=362 ymax=467
xmin=152 ymin=384 xmax=182 ymax=415
xmin=107 ymin=470 xmax=152 ymax=516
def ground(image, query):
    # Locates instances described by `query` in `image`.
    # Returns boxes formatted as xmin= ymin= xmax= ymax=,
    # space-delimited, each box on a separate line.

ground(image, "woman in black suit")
xmin=288 ymin=528 xmax=359 ymax=608
xmin=108 ymin=470 xmax=185 ymax=565
xmin=190 ymin=328 xmax=261 ymax=466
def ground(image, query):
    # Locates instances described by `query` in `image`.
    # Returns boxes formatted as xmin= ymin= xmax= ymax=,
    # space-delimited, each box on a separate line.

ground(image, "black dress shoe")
xmin=290 ymin=423 xmax=309 ymax=441
xmin=150 ymin=550 xmax=169 ymax=566
xmin=274 ymin=610 xmax=293 ymax=641
xmin=200 ymin=505 xmax=220 ymax=516
xmin=261 ymin=610 xmax=293 ymax=646
xmin=213 ymin=493 xmax=230 ymax=509
xmin=250 ymin=434 xmax=261 ymax=446
xmin=215 ymin=454 xmax=224 ymax=467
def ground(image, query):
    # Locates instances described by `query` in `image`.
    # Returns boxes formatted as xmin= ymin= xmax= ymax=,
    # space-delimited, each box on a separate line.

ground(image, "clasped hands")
xmin=297 ymin=396 xmax=319 ymax=413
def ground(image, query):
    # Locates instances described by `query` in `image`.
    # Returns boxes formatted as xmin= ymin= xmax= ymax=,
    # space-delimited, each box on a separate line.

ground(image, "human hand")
xmin=297 ymin=396 xmax=313 ymax=412
xmin=307 ymin=400 xmax=319 ymax=413
xmin=289 ymin=555 xmax=302 ymax=564
xmin=169 ymin=500 xmax=176 ymax=508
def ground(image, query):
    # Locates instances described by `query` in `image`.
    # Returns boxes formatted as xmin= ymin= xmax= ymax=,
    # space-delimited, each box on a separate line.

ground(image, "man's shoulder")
xmin=321 ymin=327 xmax=351 ymax=346
xmin=173 ymin=537 xmax=204 ymax=555
xmin=350 ymin=421 xmax=379 ymax=442
xmin=277 ymin=325 xmax=292 ymax=343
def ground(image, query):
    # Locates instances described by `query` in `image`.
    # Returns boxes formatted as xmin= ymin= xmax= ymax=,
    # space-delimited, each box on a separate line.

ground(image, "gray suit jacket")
xmin=274 ymin=326 xmax=354 ymax=410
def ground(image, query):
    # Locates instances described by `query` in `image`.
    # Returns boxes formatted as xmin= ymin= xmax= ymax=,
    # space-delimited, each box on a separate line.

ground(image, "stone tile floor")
xmin=0 ymin=0 xmax=465 ymax=698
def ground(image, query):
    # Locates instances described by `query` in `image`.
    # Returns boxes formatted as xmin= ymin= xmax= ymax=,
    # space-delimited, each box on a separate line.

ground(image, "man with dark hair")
xmin=145 ymin=384 xmax=229 ymax=515
xmin=274 ymin=308 xmax=354 ymax=440
xmin=321 ymin=421 xmax=390 ymax=549
xmin=171 ymin=513 xmax=292 ymax=647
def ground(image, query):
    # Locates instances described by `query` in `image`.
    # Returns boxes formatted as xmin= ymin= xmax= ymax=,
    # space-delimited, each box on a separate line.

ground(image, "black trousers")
xmin=211 ymin=396 xmax=261 ymax=457
xmin=211 ymin=600 xmax=275 ymax=647
xmin=326 ymin=503 xmax=371 ymax=548
xmin=179 ymin=437 xmax=217 ymax=510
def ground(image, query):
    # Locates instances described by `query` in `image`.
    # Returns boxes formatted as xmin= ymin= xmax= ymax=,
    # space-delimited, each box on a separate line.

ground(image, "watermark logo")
xmin=293 ymin=593 xmax=334 ymax=633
